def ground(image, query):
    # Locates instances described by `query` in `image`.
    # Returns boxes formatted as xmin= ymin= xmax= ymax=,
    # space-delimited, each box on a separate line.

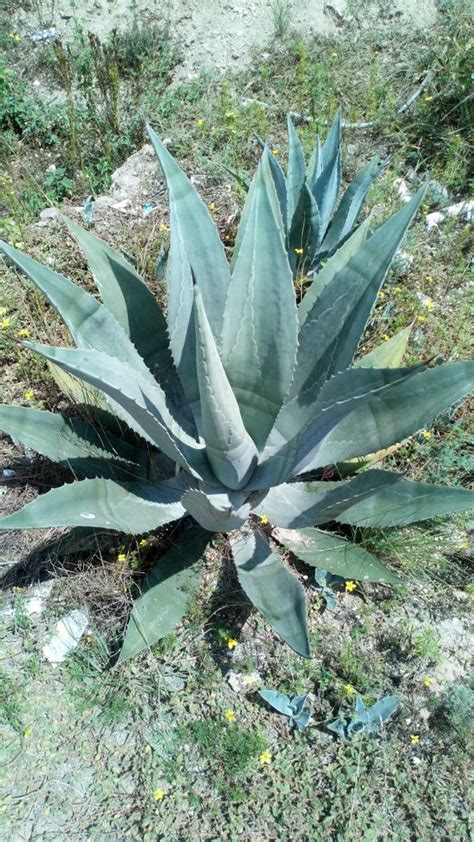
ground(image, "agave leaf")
xmin=252 ymin=364 xmax=424 ymax=490
xmin=306 ymin=135 xmax=322 ymax=185
xmin=0 ymin=404 xmax=144 ymax=480
xmin=321 ymin=155 xmax=386 ymax=255
xmin=298 ymin=216 xmax=371 ymax=325
xmin=265 ymin=146 xmax=288 ymax=231
xmin=194 ymin=285 xmax=257 ymax=490
xmin=258 ymin=688 xmax=295 ymax=717
xmin=231 ymin=529 xmax=310 ymax=657
xmin=0 ymin=242 xmax=156 ymax=375
xmin=274 ymin=527 xmax=400 ymax=584
xmin=254 ymin=467 xmax=474 ymax=529
xmin=311 ymin=110 xmax=341 ymax=239
xmin=290 ymin=187 xmax=426 ymax=400
xmin=325 ymin=469 xmax=474 ymax=528
xmin=347 ymin=695 xmax=400 ymax=737
xmin=63 ymin=217 xmax=177 ymax=388
xmin=297 ymin=360 xmax=474 ymax=473
xmin=47 ymin=362 xmax=107 ymax=411
xmin=147 ymin=126 xmax=231 ymax=407
xmin=286 ymin=115 xmax=306 ymax=229
xmin=252 ymin=480 xmax=339 ymax=528
xmin=0 ymin=477 xmax=185 ymax=532
xmin=23 ymin=341 xmax=213 ymax=482
xmin=355 ymin=325 xmax=412 ymax=369
xmin=254 ymin=137 xmax=289 ymax=232
xmin=222 ymin=150 xmax=298 ymax=448
xmin=182 ymin=489 xmax=250 ymax=532
xmin=119 ymin=526 xmax=210 ymax=661
xmin=288 ymin=183 xmax=320 ymax=273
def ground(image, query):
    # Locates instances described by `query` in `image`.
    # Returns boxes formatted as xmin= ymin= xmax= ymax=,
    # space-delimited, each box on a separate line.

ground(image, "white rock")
xmin=24 ymin=581 xmax=54 ymax=617
xmin=394 ymin=177 xmax=412 ymax=203
xmin=426 ymin=200 xmax=474 ymax=230
xmin=39 ymin=207 xmax=60 ymax=221
xmin=227 ymin=670 xmax=261 ymax=693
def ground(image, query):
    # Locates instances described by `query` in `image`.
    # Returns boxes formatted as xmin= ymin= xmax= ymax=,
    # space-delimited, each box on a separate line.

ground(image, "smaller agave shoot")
xmin=0 ymin=121 xmax=473 ymax=663
xmin=232 ymin=110 xmax=387 ymax=276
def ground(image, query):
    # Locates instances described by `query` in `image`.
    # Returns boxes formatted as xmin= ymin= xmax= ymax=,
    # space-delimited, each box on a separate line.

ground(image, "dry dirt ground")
xmin=14 ymin=0 xmax=438 ymax=79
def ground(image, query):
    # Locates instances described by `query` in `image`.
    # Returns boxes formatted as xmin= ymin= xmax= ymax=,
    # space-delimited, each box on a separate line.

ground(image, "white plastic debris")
xmin=426 ymin=200 xmax=474 ymax=231
xmin=2 ymin=468 xmax=16 ymax=478
xmin=42 ymin=609 xmax=88 ymax=666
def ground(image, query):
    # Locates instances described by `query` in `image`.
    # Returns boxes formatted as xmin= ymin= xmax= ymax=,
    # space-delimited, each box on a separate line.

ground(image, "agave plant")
xmin=231 ymin=110 xmax=387 ymax=276
xmin=1 ymin=124 xmax=473 ymax=663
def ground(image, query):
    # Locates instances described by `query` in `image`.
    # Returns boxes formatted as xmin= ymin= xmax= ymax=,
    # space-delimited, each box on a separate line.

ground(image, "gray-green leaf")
xmin=274 ymin=527 xmax=400 ymax=584
xmin=119 ymin=526 xmax=210 ymax=661
xmin=231 ymin=529 xmax=310 ymax=657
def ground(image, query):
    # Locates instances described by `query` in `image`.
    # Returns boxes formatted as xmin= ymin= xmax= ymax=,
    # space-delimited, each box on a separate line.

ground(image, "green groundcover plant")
xmin=0 ymin=117 xmax=472 ymax=661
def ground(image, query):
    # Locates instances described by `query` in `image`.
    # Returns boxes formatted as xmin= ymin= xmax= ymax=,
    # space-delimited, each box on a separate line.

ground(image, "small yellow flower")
xmin=425 ymin=275 xmax=433 ymax=282
xmin=459 ymin=541 xmax=469 ymax=550
xmin=18 ymin=328 xmax=29 ymax=337
xmin=426 ymin=299 xmax=434 ymax=310
xmin=1 ymin=317 xmax=11 ymax=329
xmin=421 ymin=429 xmax=432 ymax=439
xmin=377 ymin=291 xmax=385 ymax=298
xmin=395 ymin=286 xmax=403 ymax=293
xmin=417 ymin=315 xmax=426 ymax=323
xmin=410 ymin=734 xmax=420 ymax=745
xmin=331 ymin=51 xmax=338 ymax=57
xmin=227 ymin=637 xmax=238 ymax=650
xmin=159 ymin=223 xmax=170 ymax=233
xmin=23 ymin=390 xmax=34 ymax=400
xmin=0 ymin=307 xmax=7 ymax=315
xmin=260 ymin=750 xmax=272 ymax=765
xmin=294 ymin=248 xmax=303 ymax=255
xmin=196 ymin=118 xmax=204 ymax=126
xmin=383 ymin=334 xmax=389 ymax=341
xmin=271 ymin=148 xmax=278 ymax=155
xmin=85 ymin=634 xmax=95 ymax=645
xmin=23 ymin=727 xmax=32 ymax=739
xmin=139 ymin=538 xmax=148 ymax=547
xmin=424 ymin=96 xmax=433 ymax=102
xmin=12 ymin=586 xmax=23 ymax=593
xmin=343 ymin=683 xmax=356 ymax=696
xmin=153 ymin=787 xmax=165 ymax=802
xmin=345 ymin=580 xmax=357 ymax=592
xmin=243 ymin=674 xmax=257 ymax=686
xmin=208 ymin=202 xmax=216 ymax=211
xmin=259 ymin=514 xmax=269 ymax=525
xmin=117 ymin=553 xmax=127 ymax=563
xmin=423 ymin=676 xmax=433 ymax=687
xmin=225 ymin=709 xmax=236 ymax=722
